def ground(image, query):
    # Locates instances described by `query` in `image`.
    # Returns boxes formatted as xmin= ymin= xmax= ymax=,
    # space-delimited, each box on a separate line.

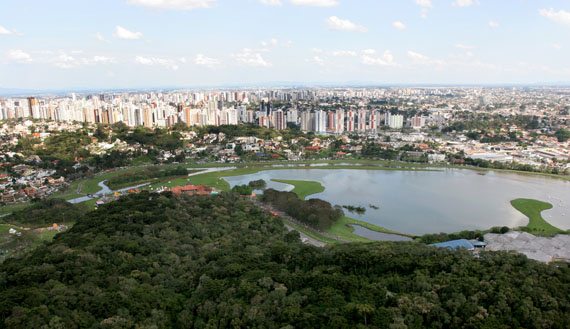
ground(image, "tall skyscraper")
xmin=273 ymin=109 xmax=285 ymax=130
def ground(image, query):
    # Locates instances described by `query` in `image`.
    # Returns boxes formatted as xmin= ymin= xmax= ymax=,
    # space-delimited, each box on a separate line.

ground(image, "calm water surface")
xmin=224 ymin=169 xmax=570 ymax=235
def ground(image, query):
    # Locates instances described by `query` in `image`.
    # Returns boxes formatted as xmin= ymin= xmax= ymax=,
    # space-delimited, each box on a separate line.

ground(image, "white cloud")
xmin=5 ymin=49 xmax=32 ymax=63
xmin=260 ymin=0 xmax=282 ymax=5
xmin=539 ymin=8 xmax=570 ymax=26
xmin=415 ymin=0 xmax=433 ymax=8
xmin=326 ymin=16 xmax=368 ymax=32
xmin=361 ymin=50 xmax=396 ymax=67
xmin=126 ymin=0 xmax=215 ymax=10
xmin=179 ymin=57 xmax=187 ymax=63
xmin=291 ymin=0 xmax=339 ymax=7
xmin=455 ymin=43 xmax=475 ymax=50
xmin=135 ymin=56 xmax=179 ymax=70
xmin=113 ymin=26 xmax=143 ymax=40
xmin=232 ymin=48 xmax=271 ymax=67
xmin=54 ymin=53 xmax=78 ymax=69
xmin=195 ymin=54 xmax=220 ymax=68
xmin=415 ymin=0 xmax=432 ymax=18
xmin=392 ymin=21 xmax=407 ymax=30
xmin=0 ymin=26 xmax=17 ymax=35
xmin=361 ymin=49 xmax=376 ymax=55
xmin=92 ymin=56 xmax=115 ymax=64
xmin=261 ymin=38 xmax=278 ymax=47
xmin=260 ymin=38 xmax=291 ymax=47
xmin=451 ymin=0 xmax=479 ymax=7
xmin=53 ymin=52 xmax=116 ymax=69
xmin=311 ymin=48 xmax=323 ymax=53
xmin=330 ymin=50 xmax=357 ymax=56
xmin=407 ymin=50 xmax=444 ymax=65
xmin=94 ymin=32 xmax=110 ymax=43
xmin=5 ymin=49 xmax=115 ymax=68
xmin=407 ymin=50 xmax=430 ymax=64
xmin=552 ymin=44 xmax=562 ymax=49
xmin=306 ymin=56 xmax=326 ymax=66
xmin=488 ymin=21 xmax=500 ymax=28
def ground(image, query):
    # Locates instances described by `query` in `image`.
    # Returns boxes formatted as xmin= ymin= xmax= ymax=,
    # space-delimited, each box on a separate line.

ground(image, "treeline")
xmin=119 ymin=126 xmax=183 ymax=151
xmin=343 ymin=205 xmax=366 ymax=215
xmin=106 ymin=166 xmax=188 ymax=189
xmin=1 ymin=193 xmax=569 ymax=328
xmin=15 ymin=131 xmax=92 ymax=162
xmin=442 ymin=115 xmax=541 ymax=133
xmin=454 ymin=155 xmax=569 ymax=175
xmin=197 ymin=124 xmax=307 ymax=140
xmin=3 ymin=198 xmax=86 ymax=228
xmin=261 ymin=188 xmax=343 ymax=230
xmin=417 ymin=226 xmax=510 ymax=244
xmin=361 ymin=144 xmax=399 ymax=160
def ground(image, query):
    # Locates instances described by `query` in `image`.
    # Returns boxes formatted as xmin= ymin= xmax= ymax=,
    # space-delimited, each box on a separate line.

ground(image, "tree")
xmin=231 ymin=184 xmax=253 ymax=195
xmin=94 ymin=125 xmax=108 ymax=141
xmin=234 ymin=144 xmax=244 ymax=156
xmin=248 ymin=179 xmax=267 ymax=190
xmin=554 ymin=129 xmax=569 ymax=142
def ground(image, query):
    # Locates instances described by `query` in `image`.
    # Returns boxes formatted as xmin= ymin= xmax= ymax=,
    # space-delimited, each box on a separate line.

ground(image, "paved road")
xmin=284 ymin=223 xmax=327 ymax=247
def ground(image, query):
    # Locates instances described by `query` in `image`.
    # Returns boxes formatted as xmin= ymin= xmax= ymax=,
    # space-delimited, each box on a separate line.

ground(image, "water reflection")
xmin=224 ymin=168 xmax=570 ymax=235
xmin=350 ymin=225 xmax=412 ymax=241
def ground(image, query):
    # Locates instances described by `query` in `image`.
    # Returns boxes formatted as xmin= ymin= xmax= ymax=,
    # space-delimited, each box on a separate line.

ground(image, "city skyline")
xmin=1 ymin=0 xmax=570 ymax=90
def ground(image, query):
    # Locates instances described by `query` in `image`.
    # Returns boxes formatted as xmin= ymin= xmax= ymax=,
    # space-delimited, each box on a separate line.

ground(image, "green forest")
xmin=261 ymin=188 xmax=344 ymax=230
xmin=1 ymin=192 xmax=569 ymax=328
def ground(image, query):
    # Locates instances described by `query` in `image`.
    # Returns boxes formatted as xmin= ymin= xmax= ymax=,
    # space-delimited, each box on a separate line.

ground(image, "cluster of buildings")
xmin=0 ymin=91 xmax=439 ymax=133
xmin=0 ymin=163 xmax=65 ymax=203
xmin=0 ymin=87 xmax=569 ymax=206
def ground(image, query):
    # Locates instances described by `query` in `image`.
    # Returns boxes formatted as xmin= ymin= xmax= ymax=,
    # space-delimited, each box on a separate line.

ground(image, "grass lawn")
xmin=282 ymin=219 xmax=338 ymax=244
xmin=0 ymin=203 xmax=30 ymax=216
xmin=188 ymin=175 xmax=231 ymax=192
xmin=325 ymin=216 xmax=413 ymax=242
xmin=511 ymin=198 xmax=565 ymax=236
xmin=186 ymin=168 xmax=269 ymax=192
xmin=271 ymin=179 xmax=325 ymax=200
xmin=0 ymin=223 xmax=64 ymax=261
xmin=0 ymin=224 xmax=14 ymax=234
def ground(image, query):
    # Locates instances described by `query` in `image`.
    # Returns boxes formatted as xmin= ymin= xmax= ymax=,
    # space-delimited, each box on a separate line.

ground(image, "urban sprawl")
xmin=0 ymin=87 xmax=569 ymax=205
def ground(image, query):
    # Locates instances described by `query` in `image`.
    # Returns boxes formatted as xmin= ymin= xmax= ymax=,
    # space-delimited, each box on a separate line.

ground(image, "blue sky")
xmin=1 ymin=0 xmax=570 ymax=90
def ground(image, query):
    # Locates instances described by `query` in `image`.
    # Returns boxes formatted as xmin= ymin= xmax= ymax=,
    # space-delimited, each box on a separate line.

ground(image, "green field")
xmin=0 ymin=203 xmax=30 ymax=216
xmin=511 ymin=198 xmax=565 ymax=236
xmin=271 ymin=179 xmax=325 ymax=200
xmin=326 ymin=216 xmax=413 ymax=242
xmin=186 ymin=168 xmax=269 ymax=192
xmin=0 ymin=223 xmax=62 ymax=261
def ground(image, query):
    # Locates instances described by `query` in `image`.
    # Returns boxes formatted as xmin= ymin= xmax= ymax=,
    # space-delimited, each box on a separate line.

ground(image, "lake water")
xmin=224 ymin=169 xmax=570 ymax=235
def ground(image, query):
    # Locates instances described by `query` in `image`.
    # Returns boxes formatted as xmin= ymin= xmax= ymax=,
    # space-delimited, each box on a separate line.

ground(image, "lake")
xmin=224 ymin=168 xmax=570 ymax=235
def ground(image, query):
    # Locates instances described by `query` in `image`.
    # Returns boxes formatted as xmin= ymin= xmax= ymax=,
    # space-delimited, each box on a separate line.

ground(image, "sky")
xmin=1 ymin=0 xmax=570 ymax=90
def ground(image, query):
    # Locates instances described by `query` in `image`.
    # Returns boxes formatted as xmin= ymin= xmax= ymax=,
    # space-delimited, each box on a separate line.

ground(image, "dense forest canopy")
xmin=0 ymin=192 xmax=569 ymax=328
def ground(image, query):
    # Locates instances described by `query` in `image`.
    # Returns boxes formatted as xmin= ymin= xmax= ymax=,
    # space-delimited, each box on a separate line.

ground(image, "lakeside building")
xmin=429 ymin=239 xmax=488 ymax=251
